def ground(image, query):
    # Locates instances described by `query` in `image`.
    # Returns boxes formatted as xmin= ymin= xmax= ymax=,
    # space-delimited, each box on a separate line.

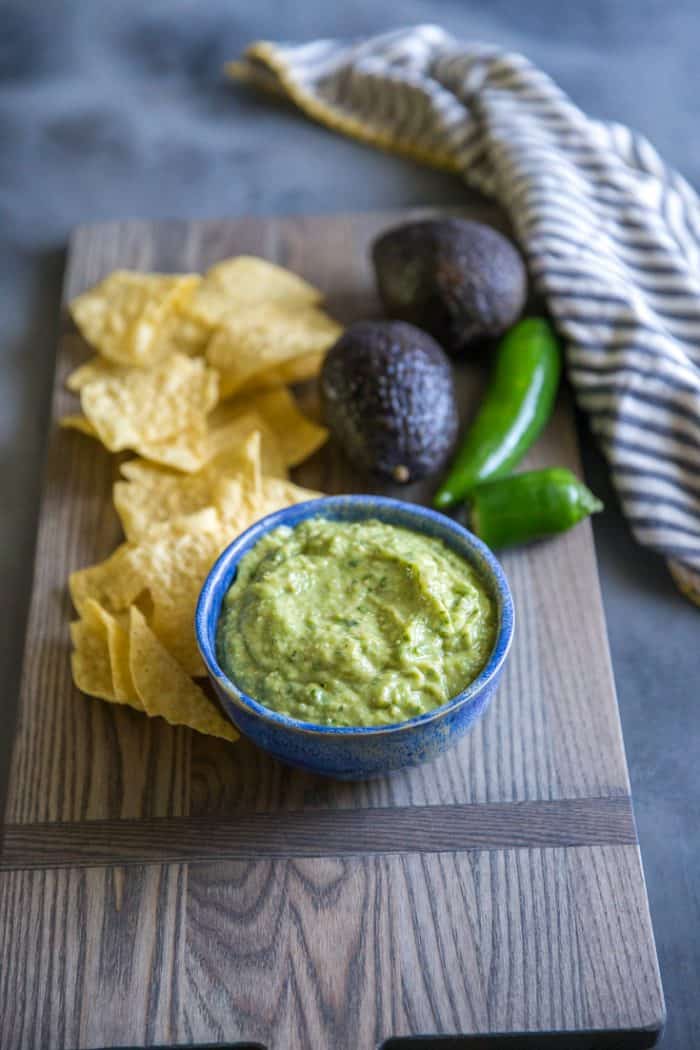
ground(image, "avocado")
xmin=372 ymin=218 xmax=527 ymax=354
xmin=321 ymin=320 xmax=458 ymax=484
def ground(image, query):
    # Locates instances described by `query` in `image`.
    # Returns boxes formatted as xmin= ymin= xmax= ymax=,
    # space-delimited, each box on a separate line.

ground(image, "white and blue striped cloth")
xmin=230 ymin=26 xmax=700 ymax=603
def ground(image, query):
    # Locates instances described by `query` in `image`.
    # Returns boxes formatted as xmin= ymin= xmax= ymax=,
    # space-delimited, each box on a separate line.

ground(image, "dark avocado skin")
xmin=372 ymin=218 xmax=527 ymax=354
xmin=321 ymin=320 xmax=458 ymax=484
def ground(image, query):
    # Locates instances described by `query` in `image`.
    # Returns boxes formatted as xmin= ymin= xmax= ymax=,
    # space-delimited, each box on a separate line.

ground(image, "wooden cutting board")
xmin=0 ymin=209 xmax=664 ymax=1050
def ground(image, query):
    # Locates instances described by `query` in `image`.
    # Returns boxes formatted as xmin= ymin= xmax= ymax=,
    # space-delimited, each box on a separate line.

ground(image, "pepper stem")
xmin=578 ymin=483 xmax=604 ymax=516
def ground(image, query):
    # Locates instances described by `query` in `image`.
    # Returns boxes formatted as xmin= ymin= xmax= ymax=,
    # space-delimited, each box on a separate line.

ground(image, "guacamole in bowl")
xmin=216 ymin=517 xmax=496 ymax=728
xmin=196 ymin=495 xmax=514 ymax=779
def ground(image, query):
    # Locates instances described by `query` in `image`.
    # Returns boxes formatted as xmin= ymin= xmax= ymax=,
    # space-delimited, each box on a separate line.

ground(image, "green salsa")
xmin=216 ymin=518 xmax=496 ymax=727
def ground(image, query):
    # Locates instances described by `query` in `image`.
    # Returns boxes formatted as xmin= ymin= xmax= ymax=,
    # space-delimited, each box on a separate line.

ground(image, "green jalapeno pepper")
xmin=433 ymin=318 xmax=561 ymax=510
xmin=469 ymin=468 xmax=603 ymax=549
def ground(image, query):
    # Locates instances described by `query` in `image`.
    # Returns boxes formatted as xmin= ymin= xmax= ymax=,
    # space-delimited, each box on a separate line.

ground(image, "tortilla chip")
xmin=80 ymin=352 xmax=218 ymax=456
xmin=253 ymin=387 xmax=328 ymax=466
xmin=212 ymin=386 xmax=327 ymax=467
xmin=70 ymin=611 xmax=115 ymax=702
xmin=60 ymin=414 xmax=98 ymax=437
xmin=114 ymin=473 xmax=212 ymax=543
xmin=120 ymin=411 xmax=283 ymax=484
xmin=71 ymin=511 xmax=219 ymax=676
xmin=224 ymin=354 xmax=319 ymax=400
xmin=62 ymin=408 xmax=208 ymax=472
xmin=132 ymin=418 xmax=210 ymax=473
xmin=211 ymin=478 xmax=267 ymax=536
xmin=211 ymin=477 xmax=247 ymax=527
xmin=70 ymin=271 xmax=201 ymax=366
xmin=214 ymin=474 xmax=321 ymax=532
xmin=115 ymin=418 xmax=286 ymax=541
xmin=236 ymin=350 xmax=325 ymax=395
xmin=263 ymin=476 xmax=323 ymax=511
xmin=63 ymin=255 xmax=334 ymax=743
xmin=206 ymin=414 xmax=287 ymax=478
xmin=151 ymin=311 xmax=212 ymax=359
xmin=118 ymin=479 xmax=320 ymax=675
xmin=235 ymin=430 xmax=263 ymax=503
xmin=73 ymin=467 xmax=321 ymax=685
xmin=69 ymin=543 xmax=145 ymax=619
xmin=277 ymin=350 xmax=325 ymax=385
xmin=207 ymin=256 xmax=321 ymax=303
xmin=206 ymin=302 xmax=341 ymax=399
xmin=128 ymin=606 xmax=238 ymax=741
xmin=87 ymin=601 xmax=140 ymax=707
xmin=66 ymin=357 xmax=128 ymax=392
xmin=123 ymin=507 xmax=225 ymax=675
xmin=161 ymin=433 xmax=267 ymax=539
xmin=187 ymin=255 xmax=322 ymax=327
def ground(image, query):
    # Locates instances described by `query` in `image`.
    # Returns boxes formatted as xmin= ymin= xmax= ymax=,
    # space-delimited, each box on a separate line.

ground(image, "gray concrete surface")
xmin=1 ymin=1 xmax=698 ymax=1046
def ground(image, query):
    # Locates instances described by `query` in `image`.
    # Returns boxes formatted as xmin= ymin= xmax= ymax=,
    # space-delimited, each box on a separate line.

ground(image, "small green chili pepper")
xmin=469 ymin=468 xmax=603 ymax=549
xmin=433 ymin=318 xmax=561 ymax=509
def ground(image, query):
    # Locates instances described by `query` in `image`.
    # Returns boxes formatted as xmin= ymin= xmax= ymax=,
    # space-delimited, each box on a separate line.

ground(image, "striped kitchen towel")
xmin=229 ymin=26 xmax=700 ymax=604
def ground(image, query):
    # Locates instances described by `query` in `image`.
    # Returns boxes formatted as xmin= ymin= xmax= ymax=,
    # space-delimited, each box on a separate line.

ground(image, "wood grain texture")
xmin=0 ymin=210 xmax=663 ymax=1049
xmin=182 ymin=846 xmax=663 ymax=1049
xmin=0 ymin=863 xmax=187 ymax=1050
xmin=0 ymin=797 xmax=636 ymax=871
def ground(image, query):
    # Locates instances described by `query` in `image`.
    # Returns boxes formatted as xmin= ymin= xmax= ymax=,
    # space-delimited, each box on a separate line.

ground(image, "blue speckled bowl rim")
xmin=196 ymin=495 xmax=514 ymax=737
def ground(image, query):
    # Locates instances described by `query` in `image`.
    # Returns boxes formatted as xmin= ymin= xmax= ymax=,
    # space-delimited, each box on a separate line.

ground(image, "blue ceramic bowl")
xmin=196 ymin=495 xmax=514 ymax=780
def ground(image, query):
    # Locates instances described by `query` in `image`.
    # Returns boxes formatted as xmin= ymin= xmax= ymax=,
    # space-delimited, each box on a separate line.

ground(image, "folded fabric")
xmin=230 ymin=26 xmax=700 ymax=604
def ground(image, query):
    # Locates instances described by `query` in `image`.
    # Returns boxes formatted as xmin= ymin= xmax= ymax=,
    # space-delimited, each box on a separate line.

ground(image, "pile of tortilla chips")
xmin=63 ymin=256 xmax=341 ymax=741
